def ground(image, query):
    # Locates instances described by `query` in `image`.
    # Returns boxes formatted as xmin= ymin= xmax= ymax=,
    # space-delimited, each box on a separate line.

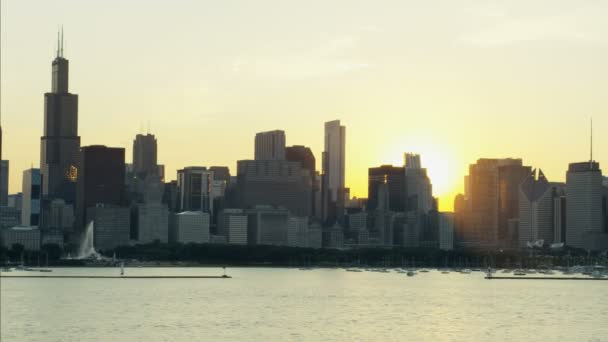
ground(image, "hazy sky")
xmin=1 ymin=0 xmax=607 ymax=211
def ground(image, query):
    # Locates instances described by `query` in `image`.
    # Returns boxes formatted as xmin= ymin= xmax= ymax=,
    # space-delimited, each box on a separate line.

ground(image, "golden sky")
xmin=1 ymin=0 xmax=607 ymax=211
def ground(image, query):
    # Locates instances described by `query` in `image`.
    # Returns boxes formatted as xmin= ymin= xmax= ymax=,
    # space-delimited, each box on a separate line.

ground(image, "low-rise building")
xmin=1 ymin=226 xmax=41 ymax=251
xmin=170 ymin=211 xmax=210 ymax=244
xmin=217 ymin=209 xmax=248 ymax=245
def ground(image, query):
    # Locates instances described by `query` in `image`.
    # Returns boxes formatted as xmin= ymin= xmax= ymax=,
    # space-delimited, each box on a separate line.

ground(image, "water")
xmin=2 ymin=268 xmax=607 ymax=341
xmin=76 ymin=221 xmax=102 ymax=260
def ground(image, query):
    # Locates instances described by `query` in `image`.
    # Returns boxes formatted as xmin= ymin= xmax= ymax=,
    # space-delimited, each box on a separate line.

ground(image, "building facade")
xmin=76 ymin=145 xmax=126 ymax=230
xmin=40 ymin=37 xmax=80 ymax=204
xmin=217 ymin=209 xmax=248 ymax=245
xmin=255 ymin=130 xmax=286 ymax=161
xmin=86 ymin=205 xmax=130 ymax=251
xmin=322 ymin=120 xmax=346 ymax=224
xmin=566 ymin=162 xmax=607 ymax=250
xmin=170 ymin=211 xmax=210 ymax=244
xmin=21 ymin=168 xmax=42 ymax=226
xmin=176 ymin=167 xmax=214 ymax=214
xmin=236 ymin=160 xmax=312 ymax=217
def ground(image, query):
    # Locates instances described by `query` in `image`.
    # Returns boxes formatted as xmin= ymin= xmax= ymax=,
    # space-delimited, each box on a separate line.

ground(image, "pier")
xmin=485 ymin=276 xmax=606 ymax=281
xmin=0 ymin=275 xmax=231 ymax=279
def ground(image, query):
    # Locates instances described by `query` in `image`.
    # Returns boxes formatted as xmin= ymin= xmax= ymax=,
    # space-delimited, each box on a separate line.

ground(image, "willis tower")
xmin=40 ymin=29 xmax=80 ymax=204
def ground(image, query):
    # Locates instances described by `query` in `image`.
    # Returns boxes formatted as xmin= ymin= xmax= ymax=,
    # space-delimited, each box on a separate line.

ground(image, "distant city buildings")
xmin=3 ymin=34 xmax=608 ymax=256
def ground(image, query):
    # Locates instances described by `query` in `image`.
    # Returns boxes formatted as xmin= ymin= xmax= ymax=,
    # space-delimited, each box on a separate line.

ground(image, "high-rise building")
xmin=209 ymin=166 xmax=231 ymax=183
xmin=404 ymin=153 xmax=433 ymax=214
xmin=46 ymin=199 xmax=74 ymax=232
xmin=176 ymin=167 xmax=214 ymax=214
xmin=40 ymin=31 xmax=80 ymax=203
xmin=439 ymin=212 xmax=454 ymax=251
xmin=133 ymin=174 xmax=169 ymax=243
xmin=322 ymin=120 xmax=346 ymax=224
xmin=566 ymin=162 xmax=608 ymax=250
xmin=518 ymin=169 xmax=557 ymax=248
xmin=0 ymin=160 xmax=8 ymax=206
xmin=76 ymin=146 xmax=126 ymax=229
xmin=457 ymin=158 xmax=530 ymax=249
xmin=21 ymin=169 xmax=42 ymax=226
xmin=368 ymin=165 xmax=406 ymax=212
xmin=132 ymin=133 xmax=158 ymax=178
xmin=255 ymin=130 xmax=286 ymax=160
xmin=236 ymin=160 xmax=312 ymax=217
xmin=285 ymin=145 xmax=318 ymax=217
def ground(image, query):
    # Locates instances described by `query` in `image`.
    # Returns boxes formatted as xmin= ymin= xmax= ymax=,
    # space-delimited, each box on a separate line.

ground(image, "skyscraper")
xmin=286 ymin=145 xmax=317 ymax=216
xmin=21 ymin=168 xmax=42 ymax=226
xmin=404 ymin=153 xmax=433 ymax=214
xmin=40 ymin=31 xmax=80 ymax=203
xmin=457 ymin=158 xmax=531 ymax=249
xmin=132 ymin=133 xmax=158 ymax=178
xmin=176 ymin=167 xmax=214 ymax=214
xmin=322 ymin=120 xmax=346 ymax=224
xmin=76 ymin=145 xmax=126 ymax=229
xmin=518 ymin=169 xmax=556 ymax=248
xmin=566 ymin=161 xmax=607 ymax=250
xmin=0 ymin=124 xmax=7 ymax=206
xmin=255 ymin=130 xmax=286 ymax=160
xmin=367 ymin=165 xmax=406 ymax=212
xmin=0 ymin=160 xmax=7 ymax=206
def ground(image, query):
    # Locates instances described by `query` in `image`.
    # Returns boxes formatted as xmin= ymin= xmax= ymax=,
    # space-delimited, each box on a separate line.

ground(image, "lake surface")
xmin=2 ymin=267 xmax=607 ymax=341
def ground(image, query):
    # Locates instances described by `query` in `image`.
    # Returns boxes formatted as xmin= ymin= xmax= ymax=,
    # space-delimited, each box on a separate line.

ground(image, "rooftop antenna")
xmin=56 ymin=28 xmax=60 ymax=57
xmin=590 ymin=117 xmax=593 ymax=163
xmin=60 ymin=26 xmax=64 ymax=57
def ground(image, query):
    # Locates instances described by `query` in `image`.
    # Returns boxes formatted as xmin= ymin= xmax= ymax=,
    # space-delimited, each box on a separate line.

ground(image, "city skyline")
xmin=1 ymin=1 xmax=607 ymax=211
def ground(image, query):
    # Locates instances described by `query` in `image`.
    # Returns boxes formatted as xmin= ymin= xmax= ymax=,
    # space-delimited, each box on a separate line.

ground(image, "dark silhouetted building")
xmin=76 ymin=145 xmax=126 ymax=229
xmin=133 ymin=133 xmax=158 ymax=178
xmin=40 ymin=32 xmax=80 ymax=204
xmin=368 ymin=165 xmax=405 ymax=212
xmin=286 ymin=145 xmax=317 ymax=216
